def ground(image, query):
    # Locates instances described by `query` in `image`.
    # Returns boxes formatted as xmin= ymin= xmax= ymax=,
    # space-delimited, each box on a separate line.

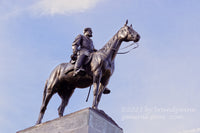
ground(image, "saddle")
xmin=65 ymin=53 xmax=93 ymax=75
xmin=70 ymin=53 xmax=93 ymax=66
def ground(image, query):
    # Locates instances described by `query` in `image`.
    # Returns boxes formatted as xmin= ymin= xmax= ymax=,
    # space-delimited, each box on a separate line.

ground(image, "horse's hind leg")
xmin=57 ymin=87 xmax=75 ymax=117
xmin=36 ymin=91 xmax=54 ymax=124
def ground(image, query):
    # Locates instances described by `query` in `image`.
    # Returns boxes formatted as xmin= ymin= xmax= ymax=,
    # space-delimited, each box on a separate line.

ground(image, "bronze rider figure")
xmin=71 ymin=27 xmax=110 ymax=94
xmin=71 ymin=27 xmax=94 ymax=76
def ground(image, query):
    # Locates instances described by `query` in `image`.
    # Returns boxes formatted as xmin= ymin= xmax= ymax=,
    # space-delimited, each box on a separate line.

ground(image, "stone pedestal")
xmin=17 ymin=108 xmax=123 ymax=133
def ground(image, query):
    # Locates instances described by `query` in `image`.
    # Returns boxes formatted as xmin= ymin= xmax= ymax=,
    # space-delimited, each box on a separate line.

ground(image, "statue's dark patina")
xmin=36 ymin=20 xmax=140 ymax=124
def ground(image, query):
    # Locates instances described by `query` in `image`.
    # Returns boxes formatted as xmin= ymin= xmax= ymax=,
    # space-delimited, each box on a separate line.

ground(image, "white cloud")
xmin=0 ymin=0 xmax=103 ymax=19
xmin=31 ymin=0 xmax=101 ymax=16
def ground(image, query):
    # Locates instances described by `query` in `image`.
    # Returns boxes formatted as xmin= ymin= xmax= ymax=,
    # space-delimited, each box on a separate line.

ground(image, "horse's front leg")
xmin=96 ymin=75 xmax=110 ymax=108
xmin=95 ymin=83 xmax=105 ymax=108
xmin=92 ymin=69 xmax=102 ymax=109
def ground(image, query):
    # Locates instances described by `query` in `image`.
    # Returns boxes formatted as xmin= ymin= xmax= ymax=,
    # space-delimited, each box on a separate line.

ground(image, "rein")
xmin=113 ymin=42 xmax=139 ymax=54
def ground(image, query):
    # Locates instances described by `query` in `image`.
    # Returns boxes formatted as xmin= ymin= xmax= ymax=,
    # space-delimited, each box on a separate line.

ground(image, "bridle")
xmin=111 ymin=41 xmax=139 ymax=54
xmin=117 ymin=42 xmax=139 ymax=54
xmin=114 ymin=28 xmax=140 ymax=54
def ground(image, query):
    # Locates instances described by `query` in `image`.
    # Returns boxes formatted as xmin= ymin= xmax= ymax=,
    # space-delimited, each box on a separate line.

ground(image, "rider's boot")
xmin=73 ymin=54 xmax=86 ymax=77
xmin=103 ymin=88 xmax=111 ymax=94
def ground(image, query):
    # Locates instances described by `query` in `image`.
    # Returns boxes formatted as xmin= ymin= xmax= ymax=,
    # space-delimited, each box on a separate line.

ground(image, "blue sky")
xmin=0 ymin=0 xmax=200 ymax=133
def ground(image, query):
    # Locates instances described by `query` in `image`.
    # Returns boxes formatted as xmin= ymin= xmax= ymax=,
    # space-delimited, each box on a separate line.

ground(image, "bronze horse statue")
xmin=36 ymin=20 xmax=140 ymax=124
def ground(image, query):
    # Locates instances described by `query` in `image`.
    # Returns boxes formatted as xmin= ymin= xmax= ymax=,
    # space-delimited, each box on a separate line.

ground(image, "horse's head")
xmin=118 ymin=20 xmax=140 ymax=42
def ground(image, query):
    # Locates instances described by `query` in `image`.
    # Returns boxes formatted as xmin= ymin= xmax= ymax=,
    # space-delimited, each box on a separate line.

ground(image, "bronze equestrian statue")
xmin=36 ymin=20 xmax=140 ymax=124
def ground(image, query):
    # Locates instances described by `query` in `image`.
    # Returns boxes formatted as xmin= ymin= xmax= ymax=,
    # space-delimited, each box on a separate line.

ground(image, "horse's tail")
xmin=42 ymin=80 xmax=48 ymax=104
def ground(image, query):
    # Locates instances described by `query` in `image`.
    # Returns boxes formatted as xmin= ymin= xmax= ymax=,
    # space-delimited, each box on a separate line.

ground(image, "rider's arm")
xmin=72 ymin=34 xmax=82 ymax=54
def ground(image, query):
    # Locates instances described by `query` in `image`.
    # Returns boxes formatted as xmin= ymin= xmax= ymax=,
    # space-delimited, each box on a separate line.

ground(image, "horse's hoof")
xmin=36 ymin=121 xmax=41 ymax=125
xmin=92 ymin=106 xmax=98 ymax=110
xmin=59 ymin=114 xmax=63 ymax=117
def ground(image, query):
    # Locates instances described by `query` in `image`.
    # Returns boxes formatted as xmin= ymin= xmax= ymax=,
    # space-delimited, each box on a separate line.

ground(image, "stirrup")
xmin=103 ymin=88 xmax=111 ymax=94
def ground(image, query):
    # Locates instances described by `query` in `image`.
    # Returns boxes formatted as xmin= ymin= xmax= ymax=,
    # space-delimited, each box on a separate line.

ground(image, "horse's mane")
xmin=98 ymin=32 xmax=119 ymax=53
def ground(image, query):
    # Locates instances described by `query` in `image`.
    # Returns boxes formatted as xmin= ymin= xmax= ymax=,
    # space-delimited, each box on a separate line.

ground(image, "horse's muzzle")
xmin=134 ymin=34 xmax=140 ymax=42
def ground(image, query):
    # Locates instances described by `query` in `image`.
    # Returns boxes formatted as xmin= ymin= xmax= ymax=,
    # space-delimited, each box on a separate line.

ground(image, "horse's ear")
xmin=124 ymin=19 xmax=128 ymax=26
xmin=130 ymin=24 xmax=132 ymax=27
